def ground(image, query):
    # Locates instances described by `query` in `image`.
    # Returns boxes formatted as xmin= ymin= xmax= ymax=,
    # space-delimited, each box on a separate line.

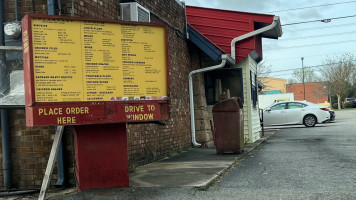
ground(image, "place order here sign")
xmin=22 ymin=14 xmax=170 ymax=126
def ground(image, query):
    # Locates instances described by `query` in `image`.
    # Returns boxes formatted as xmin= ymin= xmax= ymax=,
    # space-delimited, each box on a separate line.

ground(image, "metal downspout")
xmin=46 ymin=0 xmax=65 ymax=186
xmin=0 ymin=0 xmax=4 ymax=45
xmin=0 ymin=0 xmax=13 ymax=189
xmin=47 ymin=0 xmax=56 ymax=15
xmin=1 ymin=110 xmax=11 ymax=189
xmin=183 ymin=1 xmax=189 ymax=39
xmin=231 ymin=16 xmax=280 ymax=60
xmin=15 ymin=0 xmax=19 ymax=21
xmin=189 ymin=54 xmax=235 ymax=147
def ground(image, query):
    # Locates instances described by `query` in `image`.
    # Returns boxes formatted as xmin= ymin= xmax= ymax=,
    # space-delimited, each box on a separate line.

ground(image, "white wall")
xmin=258 ymin=93 xmax=295 ymax=109
xmin=238 ymin=55 xmax=261 ymax=143
xmin=248 ymin=56 xmax=261 ymax=143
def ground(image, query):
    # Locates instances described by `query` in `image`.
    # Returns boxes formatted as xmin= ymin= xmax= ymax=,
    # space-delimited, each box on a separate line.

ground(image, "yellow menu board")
xmin=31 ymin=18 xmax=167 ymax=102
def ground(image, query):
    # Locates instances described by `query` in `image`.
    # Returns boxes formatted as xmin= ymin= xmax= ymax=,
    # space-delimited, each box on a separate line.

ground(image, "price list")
xmin=31 ymin=18 xmax=167 ymax=102
xmin=32 ymin=19 xmax=83 ymax=102
xmin=81 ymin=21 xmax=122 ymax=101
xmin=120 ymin=24 xmax=167 ymax=100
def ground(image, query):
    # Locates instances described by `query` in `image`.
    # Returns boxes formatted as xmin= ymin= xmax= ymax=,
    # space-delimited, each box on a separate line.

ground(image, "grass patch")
xmin=129 ymin=164 xmax=136 ymax=173
xmin=167 ymin=152 xmax=176 ymax=157
xmin=196 ymin=186 xmax=206 ymax=191
xmin=182 ymin=147 xmax=192 ymax=152
xmin=168 ymin=147 xmax=192 ymax=158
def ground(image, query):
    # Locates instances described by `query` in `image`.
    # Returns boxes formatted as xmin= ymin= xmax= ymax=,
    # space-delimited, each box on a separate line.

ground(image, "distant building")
xmin=259 ymin=77 xmax=287 ymax=93
xmin=286 ymin=82 xmax=328 ymax=104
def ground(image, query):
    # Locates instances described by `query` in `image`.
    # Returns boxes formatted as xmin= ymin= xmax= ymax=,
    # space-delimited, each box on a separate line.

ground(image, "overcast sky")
xmin=184 ymin=0 xmax=356 ymax=81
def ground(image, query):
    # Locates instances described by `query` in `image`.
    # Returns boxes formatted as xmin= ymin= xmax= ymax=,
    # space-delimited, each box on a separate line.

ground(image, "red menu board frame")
xmin=22 ymin=14 xmax=170 ymax=127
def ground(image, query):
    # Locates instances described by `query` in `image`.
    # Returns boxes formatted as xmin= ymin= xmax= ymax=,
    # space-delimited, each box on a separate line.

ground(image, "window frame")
xmin=270 ymin=103 xmax=287 ymax=111
xmin=250 ymin=70 xmax=257 ymax=108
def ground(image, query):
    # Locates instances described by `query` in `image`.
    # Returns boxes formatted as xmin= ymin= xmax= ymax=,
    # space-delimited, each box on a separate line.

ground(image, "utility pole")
xmin=301 ymin=57 xmax=305 ymax=100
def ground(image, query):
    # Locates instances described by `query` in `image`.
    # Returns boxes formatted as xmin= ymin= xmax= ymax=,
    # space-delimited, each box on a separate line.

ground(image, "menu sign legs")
xmin=39 ymin=126 xmax=64 ymax=200
xmin=73 ymin=124 xmax=129 ymax=190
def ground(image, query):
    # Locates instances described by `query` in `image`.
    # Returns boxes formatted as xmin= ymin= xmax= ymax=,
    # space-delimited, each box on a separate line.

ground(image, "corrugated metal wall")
xmin=186 ymin=6 xmax=273 ymax=62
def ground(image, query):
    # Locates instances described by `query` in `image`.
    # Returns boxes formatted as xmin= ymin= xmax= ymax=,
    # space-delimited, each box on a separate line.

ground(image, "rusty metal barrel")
xmin=212 ymin=97 xmax=244 ymax=154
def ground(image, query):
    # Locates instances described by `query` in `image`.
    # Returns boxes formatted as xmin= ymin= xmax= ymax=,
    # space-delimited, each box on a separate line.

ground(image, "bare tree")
xmin=319 ymin=53 xmax=356 ymax=109
xmin=257 ymin=61 xmax=272 ymax=92
xmin=288 ymin=67 xmax=319 ymax=84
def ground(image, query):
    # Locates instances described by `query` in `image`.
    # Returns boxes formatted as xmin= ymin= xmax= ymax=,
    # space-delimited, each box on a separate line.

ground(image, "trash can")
xmin=212 ymin=97 xmax=244 ymax=154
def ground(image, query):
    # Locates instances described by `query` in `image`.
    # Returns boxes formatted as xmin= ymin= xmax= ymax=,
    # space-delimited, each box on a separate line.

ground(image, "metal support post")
xmin=38 ymin=126 xmax=64 ymax=200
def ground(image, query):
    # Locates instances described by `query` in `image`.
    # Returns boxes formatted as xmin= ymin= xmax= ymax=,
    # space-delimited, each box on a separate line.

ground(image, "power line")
xmin=263 ymin=60 xmax=356 ymax=75
xmin=261 ymin=61 xmax=356 ymax=77
xmin=271 ymin=30 xmax=356 ymax=41
xmin=282 ymin=14 xmax=356 ymax=26
xmin=270 ymin=66 xmax=317 ymax=74
xmin=271 ymin=73 xmax=303 ymax=78
xmin=264 ymin=39 xmax=356 ymax=51
xmin=282 ymin=22 xmax=356 ymax=31
xmin=272 ymin=73 xmax=298 ymax=77
xmin=266 ymin=51 xmax=356 ymax=62
xmin=264 ymin=57 xmax=356 ymax=72
xmin=267 ymin=1 xmax=356 ymax=13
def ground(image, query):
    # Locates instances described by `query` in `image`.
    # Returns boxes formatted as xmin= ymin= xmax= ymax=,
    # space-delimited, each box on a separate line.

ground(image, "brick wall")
xmin=4 ymin=0 xmax=47 ymax=21
xmin=70 ymin=0 xmax=118 ymax=19
xmin=0 ymin=109 xmax=77 ymax=188
xmin=4 ymin=0 xmax=118 ymax=21
xmin=126 ymin=0 xmax=194 ymax=169
xmin=286 ymin=82 xmax=328 ymax=104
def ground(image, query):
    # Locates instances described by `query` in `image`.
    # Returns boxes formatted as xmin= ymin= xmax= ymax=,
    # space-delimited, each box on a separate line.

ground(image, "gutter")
xmin=189 ymin=54 xmax=235 ymax=147
xmin=231 ymin=16 xmax=281 ymax=60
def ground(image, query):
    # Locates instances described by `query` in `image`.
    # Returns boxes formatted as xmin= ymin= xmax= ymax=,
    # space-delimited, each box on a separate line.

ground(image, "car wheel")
xmin=303 ymin=115 xmax=316 ymax=127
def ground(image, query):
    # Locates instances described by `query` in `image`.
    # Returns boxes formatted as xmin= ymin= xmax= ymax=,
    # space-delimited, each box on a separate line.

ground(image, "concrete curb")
xmin=197 ymin=130 xmax=278 ymax=190
xmin=196 ymin=162 xmax=235 ymax=191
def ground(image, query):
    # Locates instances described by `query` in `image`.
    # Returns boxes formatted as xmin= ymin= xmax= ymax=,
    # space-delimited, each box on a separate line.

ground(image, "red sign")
xmin=25 ymin=102 xmax=169 ymax=126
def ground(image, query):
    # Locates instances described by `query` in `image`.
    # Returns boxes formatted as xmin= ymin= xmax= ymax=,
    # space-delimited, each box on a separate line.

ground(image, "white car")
xmin=263 ymin=101 xmax=330 ymax=127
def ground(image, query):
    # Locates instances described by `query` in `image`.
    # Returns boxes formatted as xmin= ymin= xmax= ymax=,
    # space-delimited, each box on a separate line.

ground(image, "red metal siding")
xmin=186 ymin=6 xmax=273 ymax=62
xmin=187 ymin=6 xmax=273 ymax=23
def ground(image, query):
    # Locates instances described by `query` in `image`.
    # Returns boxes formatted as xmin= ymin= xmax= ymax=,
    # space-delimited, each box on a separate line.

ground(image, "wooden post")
xmin=38 ymin=126 xmax=64 ymax=200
